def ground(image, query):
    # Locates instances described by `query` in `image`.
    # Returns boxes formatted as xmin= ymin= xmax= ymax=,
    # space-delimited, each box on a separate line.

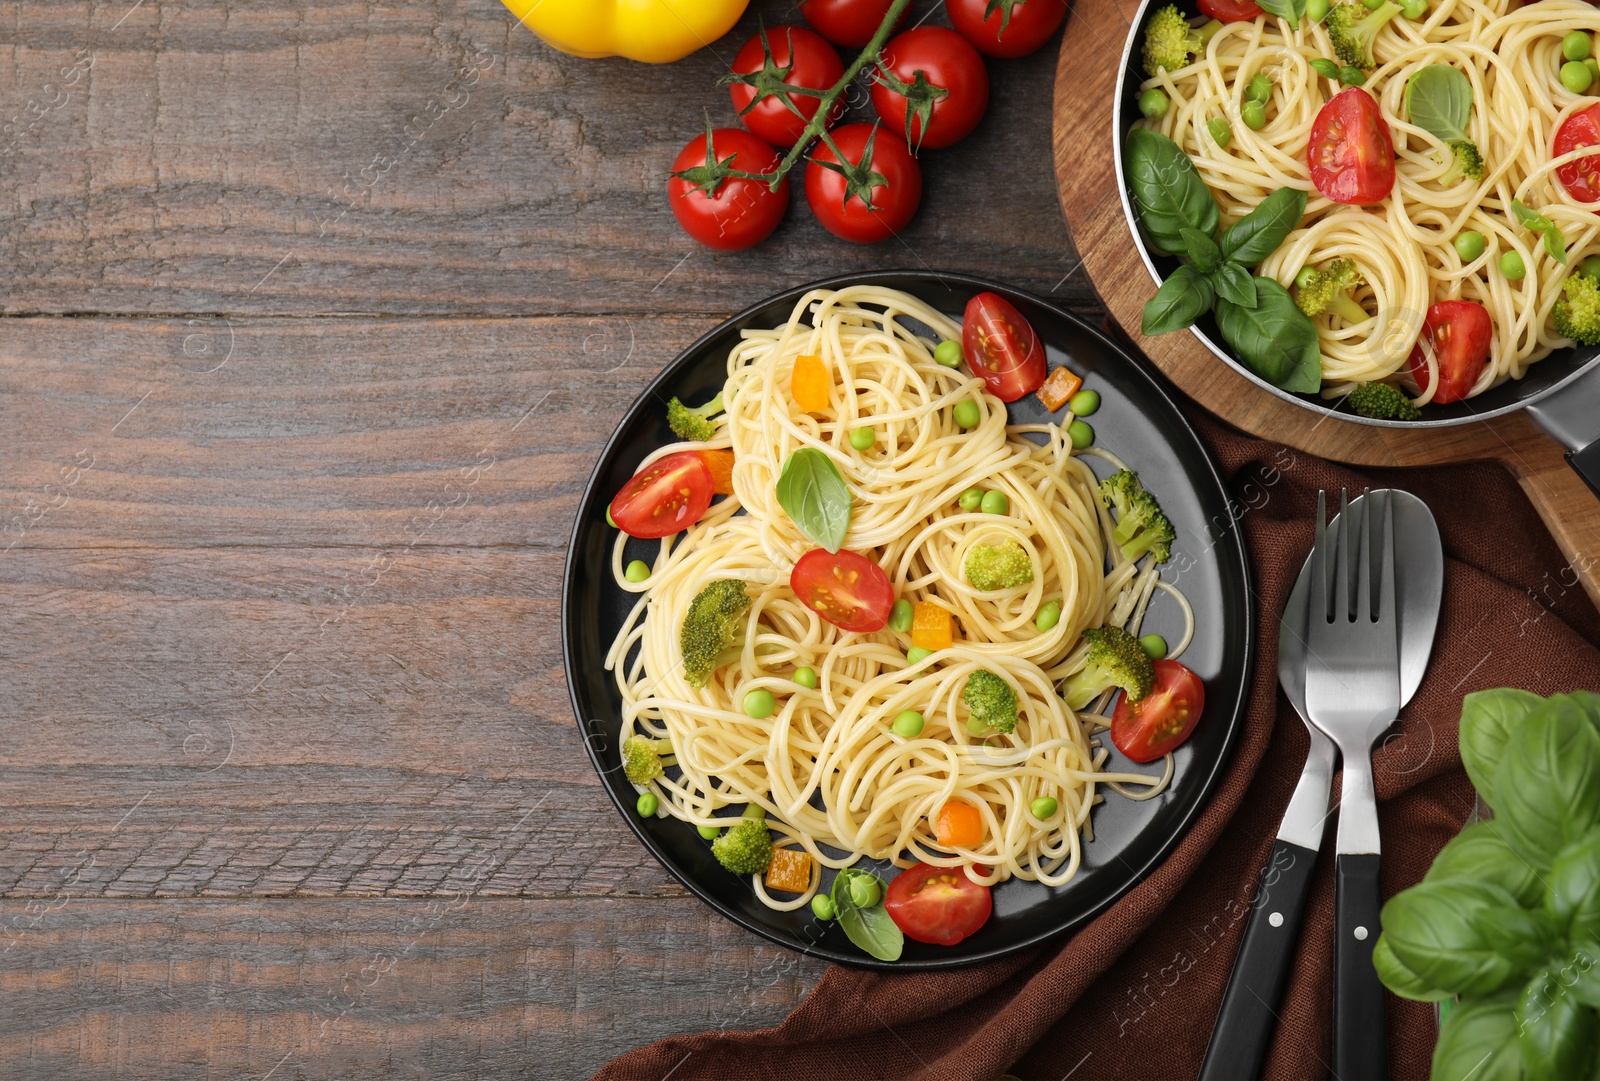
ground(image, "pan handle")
xmin=1527 ymin=363 xmax=1600 ymax=498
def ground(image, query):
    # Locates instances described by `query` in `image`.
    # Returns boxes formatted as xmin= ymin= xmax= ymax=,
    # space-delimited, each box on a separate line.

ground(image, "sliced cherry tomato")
xmin=1111 ymin=659 xmax=1205 ymax=763
xmin=1406 ymin=299 xmax=1492 ymax=405
xmin=1554 ymin=103 xmax=1600 ymax=204
xmin=790 ymin=548 xmax=894 ymax=632
xmin=667 ymin=128 xmax=789 ymax=252
xmin=870 ymin=27 xmax=990 ymax=151
xmin=884 ymin=862 xmax=993 ymax=946
xmin=804 ymin=123 xmax=923 ymax=244
xmin=1308 ymin=88 xmax=1395 ymax=205
xmin=609 ymin=451 xmax=714 ymax=539
xmin=962 ymin=292 xmax=1047 ymax=402
xmin=1198 ymin=0 xmax=1265 ymax=19
xmin=947 ymin=0 xmax=1069 ymax=59
xmin=800 ymin=0 xmax=912 ymax=47
xmin=729 ymin=26 xmax=846 ymax=149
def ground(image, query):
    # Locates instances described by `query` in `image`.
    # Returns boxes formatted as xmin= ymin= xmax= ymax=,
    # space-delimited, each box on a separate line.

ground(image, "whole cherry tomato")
xmin=947 ymin=0 xmax=1069 ymax=58
xmin=609 ymin=451 xmax=715 ymax=539
xmin=801 ymin=0 xmax=913 ymax=47
xmin=728 ymin=26 xmax=845 ymax=149
xmin=962 ymin=292 xmax=1048 ymax=401
xmin=1554 ymin=103 xmax=1600 ymax=203
xmin=1111 ymin=659 xmax=1206 ymax=762
xmin=1308 ymin=88 xmax=1395 ymax=205
xmin=871 ymin=27 xmax=990 ymax=150
xmin=667 ymin=127 xmax=789 ymax=251
xmin=804 ymin=123 xmax=923 ymax=244
xmin=1406 ymin=300 xmax=1492 ymax=405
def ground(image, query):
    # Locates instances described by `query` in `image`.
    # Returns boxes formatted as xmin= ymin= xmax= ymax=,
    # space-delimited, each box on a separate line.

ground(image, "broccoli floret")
xmin=666 ymin=392 xmax=725 ymax=443
xmin=621 ymin=736 xmax=674 ymax=786
xmin=1346 ymin=382 xmax=1423 ymax=421
xmin=1295 ymin=259 xmax=1372 ymax=325
xmin=680 ymin=579 xmax=751 ymax=689
xmin=1325 ymin=0 xmax=1400 ymax=70
xmin=1142 ymin=5 xmax=1206 ymax=76
xmin=963 ymin=670 xmax=1020 ymax=734
xmin=964 ymin=541 xmax=1035 ymax=591
xmin=711 ymin=805 xmax=773 ymax=875
xmin=1061 ymin=626 xmax=1158 ymax=711
xmin=1553 ymin=271 xmax=1600 ymax=346
xmin=1099 ymin=470 xmax=1176 ymax=564
xmin=1439 ymin=141 xmax=1484 ymax=186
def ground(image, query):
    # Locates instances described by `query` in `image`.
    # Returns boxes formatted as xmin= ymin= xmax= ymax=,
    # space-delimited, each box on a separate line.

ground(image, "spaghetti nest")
xmin=606 ymin=286 xmax=1184 ymax=909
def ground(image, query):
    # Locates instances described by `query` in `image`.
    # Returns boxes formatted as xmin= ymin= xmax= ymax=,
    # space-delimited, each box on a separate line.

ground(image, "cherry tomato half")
xmin=947 ymin=0 xmax=1069 ymax=59
xmin=1554 ymin=103 xmax=1600 ymax=204
xmin=871 ymin=27 xmax=990 ymax=151
xmin=801 ymin=0 xmax=912 ymax=47
xmin=790 ymin=548 xmax=894 ymax=632
xmin=962 ymin=292 xmax=1048 ymax=402
xmin=884 ymin=862 xmax=993 ymax=946
xmin=1406 ymin=299 xmax=1492 ymax=405
xmin=729 ymin=26 xmax=845 ymax=149
xmin=1308 ymin=88 xmax=1395 ymax=205
xmin=1111 ymin=659 xmax=1206 ymax=763
xmin=805 ymin=123 xmax=923 ymax=244
xmin=668 ymin=128 xmax=789 ymax=252
xmin=1198 ymin=0 xmax=1266 ymax=20
xmin=609 ymin=451 xmax=714 ymax=539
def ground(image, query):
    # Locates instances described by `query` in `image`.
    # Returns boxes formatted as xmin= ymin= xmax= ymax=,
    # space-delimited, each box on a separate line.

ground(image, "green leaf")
xmin=1512 ymin=200 xmax=1570 ymax=267
xmin=1381 ymin=880 xmax=1522 ymax=996
xmin=1181 ymin=226 xmax=1222 ymax=274
xmin=1474 ymin=906 xmax=1566 ymax=971
xmin=776 ymin=448 xmax=851 ymax=553
xmin=1374 ymin=933 xmax=1453 ymax=1001
xmin=1425 ymin=821 xmax=1544 ymax=908
xmin=1220 ymin=186 xmax=1309 ymax=266
xmin=1142 ymin=265 xmax=1215 ymax=336
xmin=1405 ymin=64 xmax=1473 ymax=144
xmin=1518 ymin=970 xmax=1599 ymax=1080
xmin=1254 ymin=0 xmax=1307 ymax=21
xmin=1432 ymin=990 xmax=1528 ymax=1081
xmin=1493 ymin=697 xmax=1600 ymax=867
xmin=1213 ymin=262 xmax=1258 ymax=308
xmin=1547 ymin=832 xmax=1600 ymax=942
xmin=1460 ymin=689 xmax=1544 ymax=809
xmin=1572 ymin=953 xmax=1600 ymax=1008
xmin=1214 ymin=278 xmax=1323 ymax=392
xmin=831 ymin=868 xmax=902 ymax=961
xmin=1125 ymin=128 xmax=1220 ymax=258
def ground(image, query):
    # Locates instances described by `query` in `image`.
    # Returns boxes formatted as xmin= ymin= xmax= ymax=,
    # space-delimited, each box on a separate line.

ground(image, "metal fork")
xmin=1304 ymin=488 xmax=1399 ymax=1081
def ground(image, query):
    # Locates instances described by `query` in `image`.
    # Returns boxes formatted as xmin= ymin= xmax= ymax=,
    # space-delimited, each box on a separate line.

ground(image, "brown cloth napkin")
xmin=596 ymin=412 xmax=1600 ymax=1081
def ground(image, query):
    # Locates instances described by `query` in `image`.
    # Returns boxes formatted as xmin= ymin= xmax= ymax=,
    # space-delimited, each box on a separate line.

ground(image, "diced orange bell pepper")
xmin=698 ymin=449 xmax=736 ymax=496
xmin=935 ymin=801 xmax=984 ymax=848
xmin=764 ymin=846 xmax=813 ymax=894
xmin=791 ymin=354 xmax=831 ymax=414
xmin=1036 ymin=366 xmax=1083 ymax=412
xmin=910 ymin=601 xmax=954 ymax=651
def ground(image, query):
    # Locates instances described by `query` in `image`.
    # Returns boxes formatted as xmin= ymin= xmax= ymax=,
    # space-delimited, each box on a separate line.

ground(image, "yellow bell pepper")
xmin=502 ymin=0 xmax=750 ymax=64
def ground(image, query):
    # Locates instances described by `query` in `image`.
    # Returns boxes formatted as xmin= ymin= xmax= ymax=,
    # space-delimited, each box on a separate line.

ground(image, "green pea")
xmin=953 ymin=400 xmax=981 ymax=429
xmin=1246 ymin=73 xmax=1273 ymax=103
xmin=1565 ymin=31 xmax=1592 ymax=62
xmin=1500 ymin=250 xmax=1526 ymax=280
xmin=605 ymin=505 xmax=617 ymax=528
xmin=1310 ymin=57 xmax=1340 ymax=79
xmin=1339 ymin=66 xmax=1366 ymax=87
xmin=1587 ymin=58 xmax=1599 ymax=85
xmin=1399 ymin=0 xmax=1427 ymax=18
xmin=1207 ymin=117 xmax=1232 ymax=147
xmin=906 ymin=646 xmax=933 ymax=665
xmin=1068 ymin=388 xmax=1100 ymax=416
xmin=1453 ymin=230 xmax=1486 ymax=262
xmin=1563 ymin=60 xmax=1595 ymax=94
xmin=958 ymin=487 xmax=985 ymax=512
xmin=624 ymin=559 xmax=651 ymax=583
xmin=742 ymin=689 xmax=776 ymax=719
xmin=1138 ymin=88 xmax=1170 ymax=120
xmin=1240 ymin=100 xmax=1266 ymax=131
xmin=849 ymin=875 xmax=881 ymax=908
xmin=1580 ymin=255 xmax=1600 ymax=279
xmin=636 ymin=791 xmax=659 ymax=817
xmin=980 ymin=489 xmax=1009 ymax=515
xmin=698 ymin=823 xmax=720 ymax=840
xmin=1307 ymin=0 xmax=1330 ymax=19
xmin=811 ymin=894 xmax=836 ymax=920
xmin=1036 ymin=599 xmax=1062 ymax=632
xmin=1295 ymin=265 xmax=1318 ymax=290
xmin=1030 ymin=797 xmax=1059 ymax=819
xmin=1140 ymin=633 xmax=1169 ymax=660
xmin=889 ymin=598 xmax=915 ymax=633
xmin=1362 ymin=0 xmax=1386 ymax=9
xmin=849 ymin=426 xmax=875 ymax=451
xmin=793 ymin=666 xmax=818 ymax=690
xmin=1068 ymin=419 xmax=1095 ymax=449
xmin=934 ymin=339 xmax=964 ymax=367
xmin=892 ymin=710 xmax=925 ymax=738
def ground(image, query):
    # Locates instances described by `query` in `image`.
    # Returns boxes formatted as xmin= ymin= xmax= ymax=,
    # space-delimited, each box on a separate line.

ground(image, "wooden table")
xmin=0 ymin=2 xmax=1088 ymax=1075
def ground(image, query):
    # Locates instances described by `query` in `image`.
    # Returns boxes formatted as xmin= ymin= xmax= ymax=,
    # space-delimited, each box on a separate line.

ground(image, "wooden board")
xmin=1050 ymin=0 xmax=1600 ymax=609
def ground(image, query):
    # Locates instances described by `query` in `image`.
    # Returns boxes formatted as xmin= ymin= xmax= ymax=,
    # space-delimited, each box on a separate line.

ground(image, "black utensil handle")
xmin=1198 ymin=840 xmax=1320 ymax=1081
xmin=1568 ymin=440 xmax=1600 ymax=500
xmin=1333 ymin=853 xmax=1387 ymax=1081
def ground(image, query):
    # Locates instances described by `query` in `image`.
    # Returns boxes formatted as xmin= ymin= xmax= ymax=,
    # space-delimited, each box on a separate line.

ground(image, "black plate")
xmin=1110 ymin=0 xmax=1600 ymax=428
xmin=562 ymin=271 xmax=1254 ymax=969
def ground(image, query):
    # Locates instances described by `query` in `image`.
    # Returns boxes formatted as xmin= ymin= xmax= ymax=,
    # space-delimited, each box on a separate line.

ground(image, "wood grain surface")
xmin=1049 ymin=0 xmax=1600 ymax=609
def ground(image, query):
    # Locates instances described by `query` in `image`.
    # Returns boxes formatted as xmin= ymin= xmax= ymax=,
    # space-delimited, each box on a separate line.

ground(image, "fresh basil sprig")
xmin=776 ymin=447 xmax=851 ymax=553
xmin=831 ymin=867 xmax=903 ymax=961
xmin=1214 ymin=278 xmax=1323 ymax=393
xmin=1125 ymin=128 xmax=1220 ymax=257
xmin=1512 ymin=199 xmax=1570 ymax=266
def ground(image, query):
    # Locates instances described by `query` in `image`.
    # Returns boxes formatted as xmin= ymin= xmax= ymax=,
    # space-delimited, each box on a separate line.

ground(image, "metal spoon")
xmin=1199 ymin=489 xmax=1442 ymax=1080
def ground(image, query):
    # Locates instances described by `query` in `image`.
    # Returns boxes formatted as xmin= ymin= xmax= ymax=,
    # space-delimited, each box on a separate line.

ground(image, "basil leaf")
xmin=1431 ymin=990 xmax=1527 ymax=1081
xmin=1404 ymin=64 xmax=1473 ymax=144
xmin=1220 ymin=186 xmax=1309 ymax=266
xmin=1255 ymin=0 xmax=1306 ymax=21
xmin=1473 ymin=906 xmax=1565 ymax=971
xmin=1142 ymin=265 xmax=1215 ymax=335
xmin=1518 ymin=969 xmax=1599 ymax=1080
xmin=1180 ymin=226 xmax=1222 ymax=274
xmin=1493 ymin=696 xmax=1600 ymax=867
xmin=1373 ymin=934 xmax=1452 ymax=1001
xmin=776 ymin=448 xmax=851 ymax=553
xmin=1574 ymin=959 xmax=1600 ymax=1009
xmin=1547 ymin=832 xmax=1600 ymax=941
xmin=1125 ymin=128 xmax=1220 ymax=258
xmin=1215 ymin=278 xmax=1323 ymax=392
xmin=1512 ymin=199 xmax=1570 ymax=266
xmin=1460 ymin=688 xmax=1544 ymax=810
xmin=1425 ymin=820 xmax=1544 ymax=907
xmin=1381 ymin=880 xmax=1522 ymax=996
xmin=831 ymin=868 xmax=903 ymax=961
xmin=1213 ymin=262 xmax=1258 ymax=307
